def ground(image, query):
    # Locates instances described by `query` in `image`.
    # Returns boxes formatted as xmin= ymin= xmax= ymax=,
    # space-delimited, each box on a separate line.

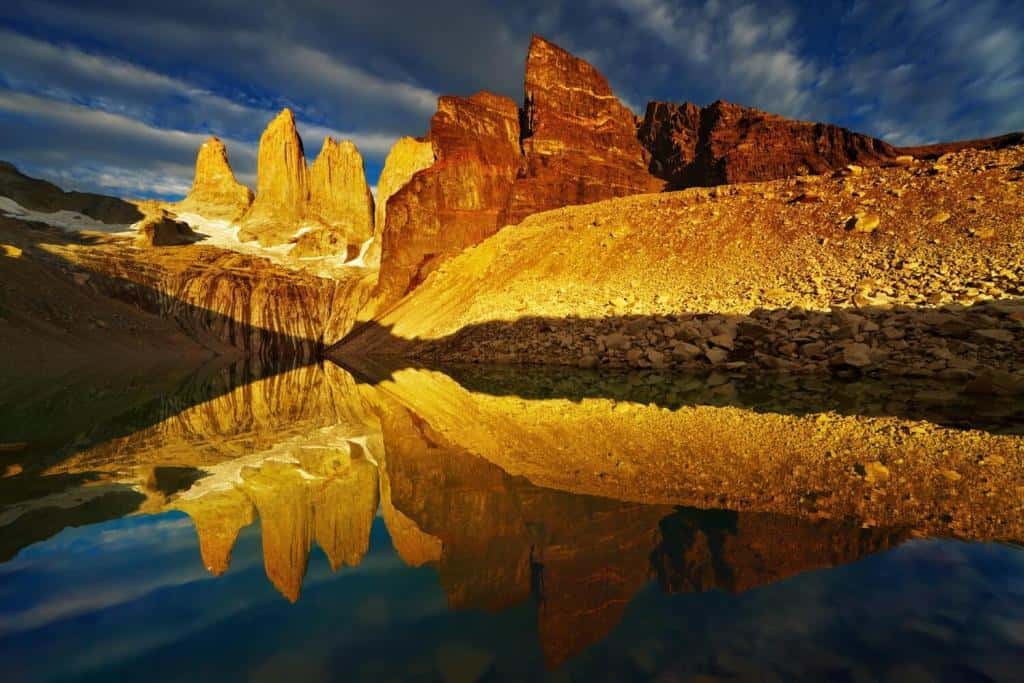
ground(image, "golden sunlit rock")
xmin=298 ymin=137 xmax=375 ymax=259
xmin=240 ymin=108 xmax=309 ymax=247
xmin=176 ymin=136 xmax=253 ymax=222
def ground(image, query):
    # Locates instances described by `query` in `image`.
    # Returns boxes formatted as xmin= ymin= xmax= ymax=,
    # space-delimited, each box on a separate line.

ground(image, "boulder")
xmin=134 ymin=209 xmax=199 ymax=247
xmin=176 ymin=136 xmax=253 ymax=221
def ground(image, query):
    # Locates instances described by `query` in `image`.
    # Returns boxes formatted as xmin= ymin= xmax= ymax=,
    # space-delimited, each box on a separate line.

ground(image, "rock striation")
xmin=239 ymin=108 xmax=309 ymax=246
xmin=505 ymin=35 xmax=663 ymax=224
xmin=175 ymin=136 xmax=253 ymax=221
xmin=60 ymin=244 xmax=376 ymax=362
xmin=638 ymin=100 xmax=899 ymax=189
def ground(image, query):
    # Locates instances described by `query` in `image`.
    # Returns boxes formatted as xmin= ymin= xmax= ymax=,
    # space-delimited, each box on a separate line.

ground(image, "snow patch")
xmin=0 ymin=196 xmax=133 ymax=234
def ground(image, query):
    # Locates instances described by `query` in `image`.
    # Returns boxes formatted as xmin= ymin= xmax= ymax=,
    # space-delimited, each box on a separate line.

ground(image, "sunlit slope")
xmin=339 ymin=145 xmax=1024 ymax=356
xmin=369 ymin=367 xmax=1024 ymax=542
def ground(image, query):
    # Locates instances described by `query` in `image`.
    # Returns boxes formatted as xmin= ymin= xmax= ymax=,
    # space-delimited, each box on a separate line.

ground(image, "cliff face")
xmin=366 ymin=137 xmax=436 ymax=269
xmin=639 ymin=99 xmax=899 ymax=188
xmin=372 ymin=37 xmax=659 ymax=309
xmin=374 ymin=92 xmax=522 ymax=304
xmin=57 ymin=243 xmax=376 ymax=363
xmin=175 ymin=136 xmax=253 ymax=221
xmin=240 ymin=108 xmax=308 ymax=246
xmin=302 ymin=137 xmax=375 ymax=257
xmin=506 ymin=36 xmax=663 ymax=224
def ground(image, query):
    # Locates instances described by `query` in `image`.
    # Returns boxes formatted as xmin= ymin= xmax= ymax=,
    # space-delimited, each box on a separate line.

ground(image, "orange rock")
xmin=176 ymin=136 xmax=253 ymax=221
xmin=306 ymin=137 xmax=374 ymax=254
xmin=240 ymin=108 xmax=309 ymax=246
xmin=505 ymin=35 xmax=663 ymax=224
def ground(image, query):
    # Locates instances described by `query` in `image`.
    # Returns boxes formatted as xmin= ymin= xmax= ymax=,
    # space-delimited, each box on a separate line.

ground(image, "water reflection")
xmin=0 ymin=360 xmax=1022 ymax=679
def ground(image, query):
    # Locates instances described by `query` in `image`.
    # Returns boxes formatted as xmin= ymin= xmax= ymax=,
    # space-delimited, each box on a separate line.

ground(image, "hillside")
xmin=338 ymin=144 xmax=1024 ymax=385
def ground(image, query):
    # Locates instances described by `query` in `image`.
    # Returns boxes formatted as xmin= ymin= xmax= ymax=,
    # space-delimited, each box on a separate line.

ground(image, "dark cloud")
xmin=0 ymin=0 xmax=1021 ymax=199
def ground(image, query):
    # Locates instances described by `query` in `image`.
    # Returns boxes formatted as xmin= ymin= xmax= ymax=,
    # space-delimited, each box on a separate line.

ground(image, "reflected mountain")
xmin=1 ymin=359 xmax=1022 ymax=669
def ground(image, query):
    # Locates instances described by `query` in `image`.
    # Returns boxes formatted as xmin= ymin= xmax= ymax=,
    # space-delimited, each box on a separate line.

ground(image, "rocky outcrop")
xmin=59 ymin=243 xmax=376 ymax=362
xmin=371 ymin=37 xmax=661 ymax=309
xmin=302 ymin=137 xmax=374 ymax=257
xmin=897 ymin=131 xmax=1024 ymax=159
xmin=505 ymin=35 xmax=663 ymax=224
xmin=366 ymin=137 xmax=436 ymax=268
xmin=240 ymin=108 xmax=309 ymax=246
xmin=233 ymin=113 xmax=376 ymax=259
xmin=639 ymin=100 xmax=899 ymax=189
xmin=0 ymin=161 xmax=142 ymax=224
xmin=133 ymin=208 xmax=199 ymax=247
xmin=374 ymin=92 xmax=522 ymax=304
xmin=175 ymin=136 xmax=253 ymax=221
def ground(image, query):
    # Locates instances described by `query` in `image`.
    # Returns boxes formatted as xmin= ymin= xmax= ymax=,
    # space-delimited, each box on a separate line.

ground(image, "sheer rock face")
xmin=367 ymin=137 xmax=435 ymax=268
xmin=371 ymin=37 xmax=662 ymax=309
xmin=639 ymin=100 xmax=899 ymax=189
xmin=176 ymin=137 xmax=253 ymax=221
xmin=374 ymin=92 xmax=521 ymax=304
xmin=240 ymin=108 xmax=309 ymax=246
xmin=64 ymin=245 xmax=375 ymax=363
xmin=504 ymin=35 xmax=663 ymax=224
xmin=306 ymin=137 xmax=374 ymax=249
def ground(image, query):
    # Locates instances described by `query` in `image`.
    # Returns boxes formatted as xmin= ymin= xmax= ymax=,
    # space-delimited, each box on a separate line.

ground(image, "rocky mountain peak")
xmin=505 ymin=36 xmax=662 ymax=224
xmin=639 ymin=98 xmax=899 ymax=188
xmin=299 ymin=135 xmax=375 ymax=258
xmin=176 ymin=136 xmax=253 ymax=221
xmin=240 ymin=107 xmax=309 ymax=245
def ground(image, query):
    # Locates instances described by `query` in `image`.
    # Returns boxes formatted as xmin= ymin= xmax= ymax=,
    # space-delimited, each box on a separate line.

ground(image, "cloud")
xmin=0 ymin=90 xmax=255 ymax=197
xmin=0 ymin=0 xmax=1021 ymax=196
xmin=607 ymin=0 xmax=823 ymax=118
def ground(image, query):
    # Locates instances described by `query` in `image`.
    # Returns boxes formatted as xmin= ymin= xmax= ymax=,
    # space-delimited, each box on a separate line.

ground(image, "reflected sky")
xmin=0 ymin=360 xmax=1022 ymax=681
xmin=1 ymin=512 xmax=1022 ymax=682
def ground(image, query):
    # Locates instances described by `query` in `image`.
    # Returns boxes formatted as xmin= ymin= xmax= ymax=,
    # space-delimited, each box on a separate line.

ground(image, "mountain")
xmin=239 ymin=108 xmax=309 ymax=245
xmin=337 ymin=142 xmax=1024 ymax=384
xmin=301 ymin=137 xmax=374 ymax=259
xmin=2 ymin=33 xmax=1022 ymax=372
xmin=0 ymin=161 xmax=142 ymax=224
xmin=234 ymin=109 xmax=374 ymax=259
xmin=371 ymin=36 xmax=665 ymax=308
xmin=175 ymin=136 xmax=253 ymax=221
xmin=639 ymin=99 xmax=900 ymax=189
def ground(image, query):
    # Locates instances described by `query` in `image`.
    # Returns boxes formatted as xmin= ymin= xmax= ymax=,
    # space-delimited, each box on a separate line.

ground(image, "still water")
xmin=0 ymin=361 xmax=1022 ymax=681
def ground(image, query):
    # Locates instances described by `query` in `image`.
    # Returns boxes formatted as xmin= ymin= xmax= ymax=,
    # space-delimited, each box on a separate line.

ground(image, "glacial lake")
xmin=1 ymin=361 xmax=1022 ymax=681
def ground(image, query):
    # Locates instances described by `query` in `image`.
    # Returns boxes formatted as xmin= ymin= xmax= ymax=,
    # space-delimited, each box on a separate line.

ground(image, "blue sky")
xmin=0 ymin=0 xmax=1022 ymax=200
